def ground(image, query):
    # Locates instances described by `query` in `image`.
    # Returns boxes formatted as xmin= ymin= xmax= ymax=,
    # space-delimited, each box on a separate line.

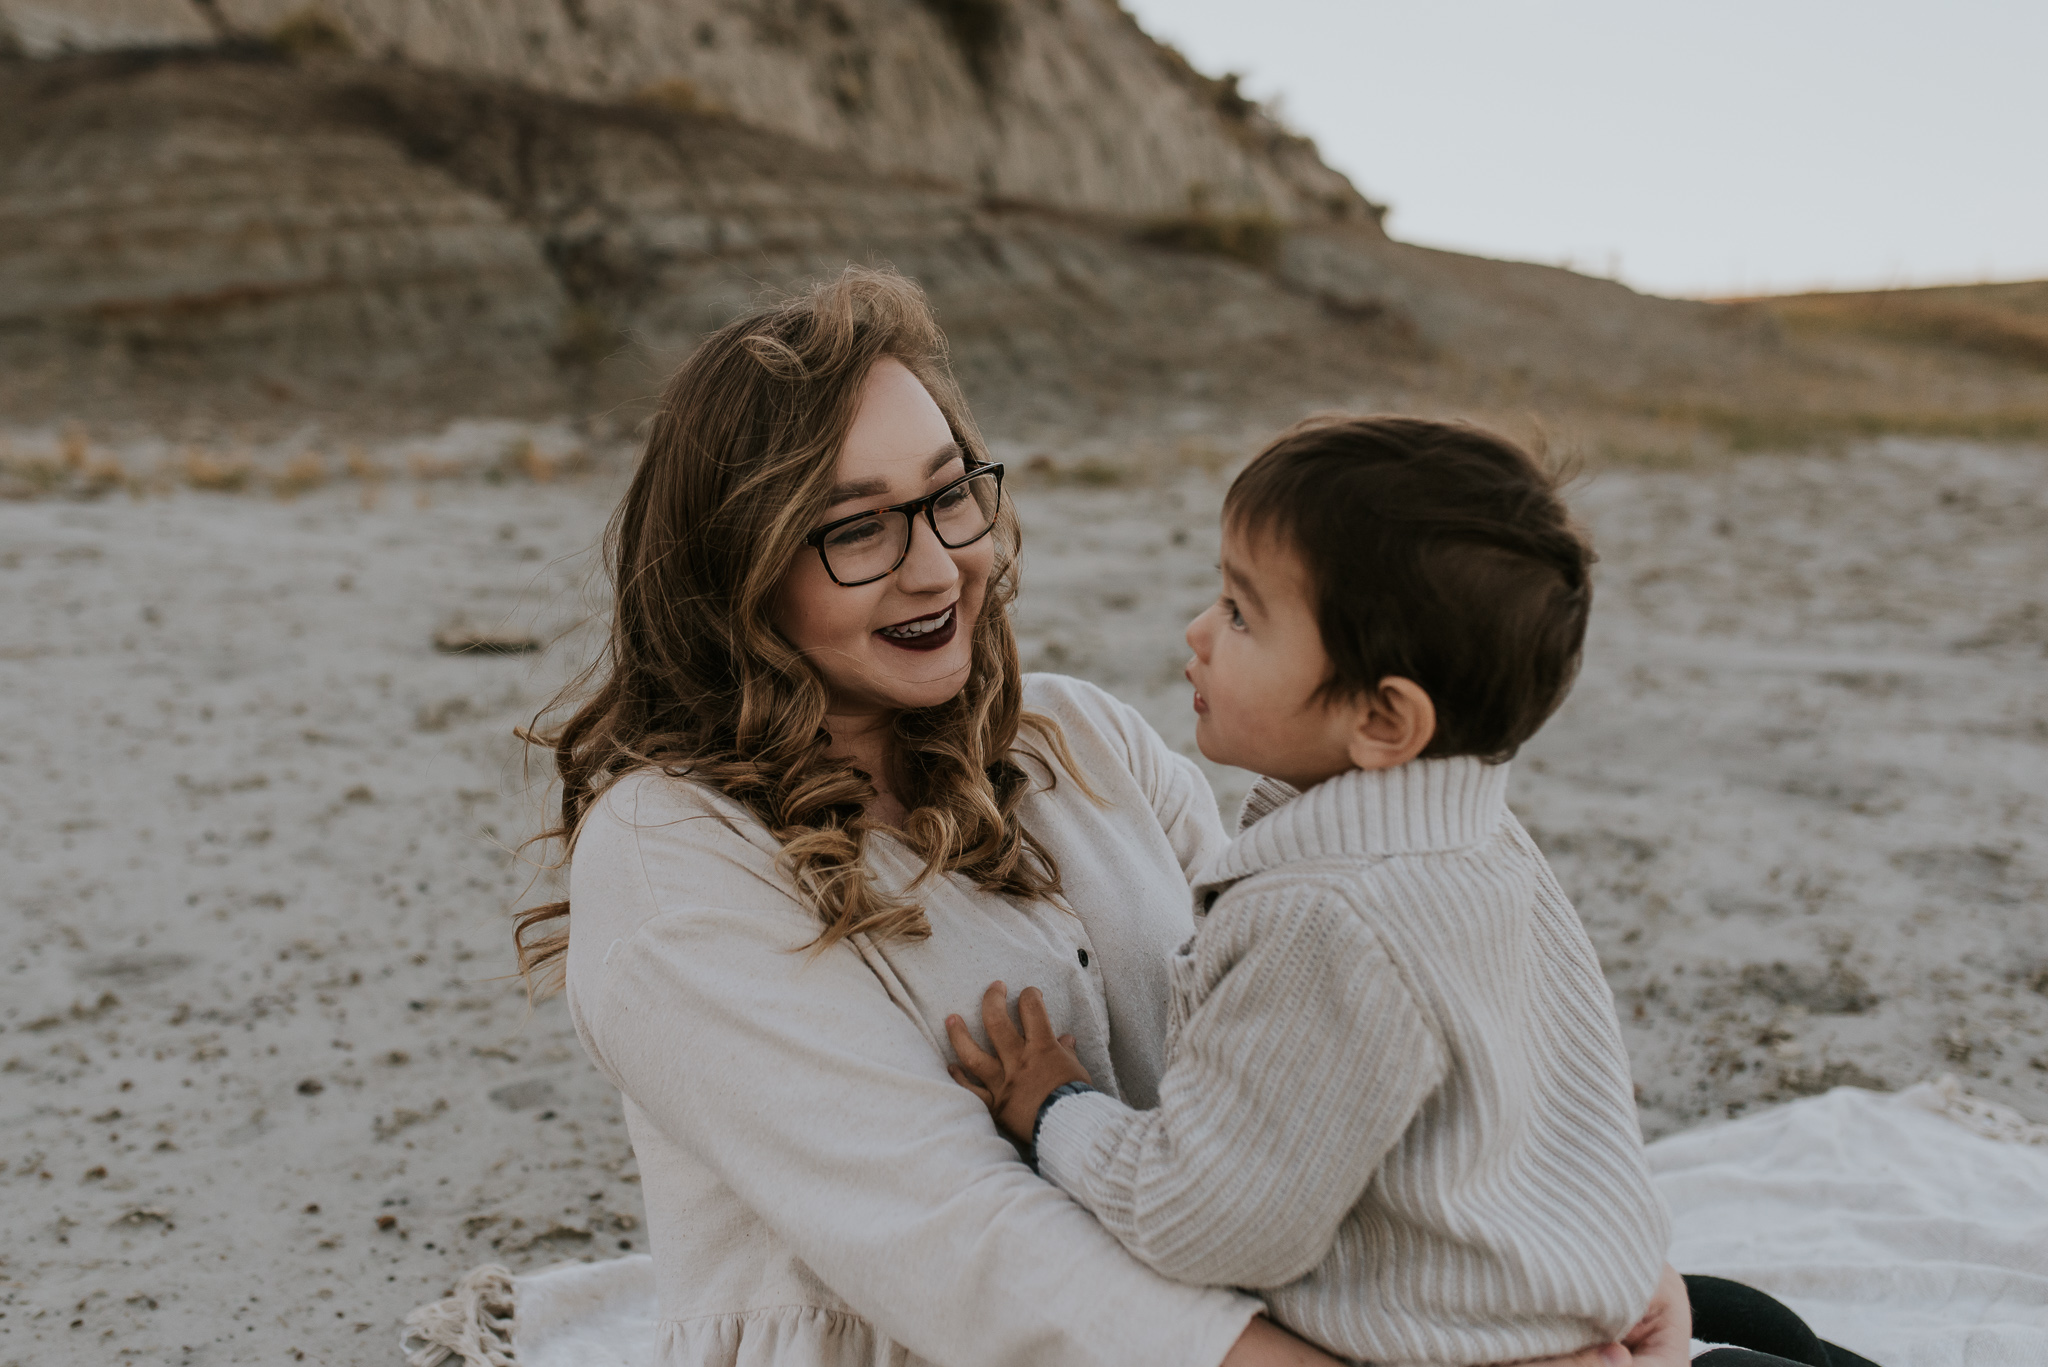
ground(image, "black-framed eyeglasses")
xmin=804 ymin=463 xmax=1005 ymax=587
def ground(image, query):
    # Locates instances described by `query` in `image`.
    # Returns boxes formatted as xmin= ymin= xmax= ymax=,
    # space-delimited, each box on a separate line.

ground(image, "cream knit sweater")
xmin=1035 ymin=758 xmax=1671 ymax=1367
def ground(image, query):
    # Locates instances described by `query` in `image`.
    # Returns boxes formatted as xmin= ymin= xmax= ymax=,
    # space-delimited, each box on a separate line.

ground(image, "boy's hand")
xmin=946 ymin=980 xmax=1092 ymax=1144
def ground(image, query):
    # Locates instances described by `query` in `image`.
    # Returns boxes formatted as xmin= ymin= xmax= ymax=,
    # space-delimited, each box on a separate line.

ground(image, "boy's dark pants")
xmin=1686 ymin=1275 xmax=1883 ymax=1367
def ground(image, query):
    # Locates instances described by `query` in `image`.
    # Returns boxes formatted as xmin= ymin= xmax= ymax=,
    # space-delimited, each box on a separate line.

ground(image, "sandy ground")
xmin=2 ymin=434 xmax=2044 ymax=1364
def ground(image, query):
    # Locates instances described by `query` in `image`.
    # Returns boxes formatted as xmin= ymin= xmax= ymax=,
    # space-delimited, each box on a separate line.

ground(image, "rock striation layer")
xmin=0 ymin=0 xmax=1378 ymax=225
xmin=1 ymin=6 xmax=1843 ymax=439
xmin=1 ymin=45 xmax=1774 ymax=436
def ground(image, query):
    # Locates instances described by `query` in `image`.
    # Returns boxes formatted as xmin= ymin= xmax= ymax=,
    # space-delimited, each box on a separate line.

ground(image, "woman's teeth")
xmin=879 ymin=607 xmax=953 ymax=640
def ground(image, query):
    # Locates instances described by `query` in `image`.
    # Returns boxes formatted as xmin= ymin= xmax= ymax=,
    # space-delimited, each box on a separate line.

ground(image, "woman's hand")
xmin=1617 ymin=1264 xmax=1693 ymax=1367
xmin=1504 ymin=1263 xmax=1692 ymax=1367
xmin=946 ymin=980 xmax=1092 ymax=1143
xmin=1211 ymin=1276 xmax=1691 ymax=1367
xmin=1219 ymin=1315 xmax=1345 ymax=1366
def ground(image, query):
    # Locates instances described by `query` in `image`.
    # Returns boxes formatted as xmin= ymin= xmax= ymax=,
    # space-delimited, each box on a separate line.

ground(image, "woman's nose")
xmin=894 ymin=514 xmax=961 ymax=593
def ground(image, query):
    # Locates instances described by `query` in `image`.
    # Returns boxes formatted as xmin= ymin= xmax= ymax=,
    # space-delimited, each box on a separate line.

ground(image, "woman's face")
xmin=773 ymin=357 xmax=994 ymax=721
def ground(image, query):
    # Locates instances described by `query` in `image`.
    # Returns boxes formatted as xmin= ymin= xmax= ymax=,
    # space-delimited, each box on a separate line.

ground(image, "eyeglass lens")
xmin=818 ymin=468 xmax=1002 ymax=584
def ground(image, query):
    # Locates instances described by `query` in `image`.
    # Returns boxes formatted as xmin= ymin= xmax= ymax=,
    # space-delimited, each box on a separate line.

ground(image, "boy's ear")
xmin=1345 ymin=677 xmax=1437 ymax=772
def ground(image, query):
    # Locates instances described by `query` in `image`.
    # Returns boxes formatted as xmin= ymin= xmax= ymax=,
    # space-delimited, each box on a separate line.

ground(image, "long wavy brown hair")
xmin=515 ymin=267 xmax=1080 ymax=993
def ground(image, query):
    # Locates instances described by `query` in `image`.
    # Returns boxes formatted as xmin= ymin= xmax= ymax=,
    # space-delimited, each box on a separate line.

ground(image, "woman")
xmin=516 ymin=267 xmax=1692 ymax=1367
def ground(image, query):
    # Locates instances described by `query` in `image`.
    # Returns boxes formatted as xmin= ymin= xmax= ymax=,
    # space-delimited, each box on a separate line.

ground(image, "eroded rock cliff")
xmin=0 ymin=0 xmax=1378 ymax=224
xmin=7 ymin=5 xmax=1885 ymax=441
xmin=2 ymin=43 xmax=1788 ymax=437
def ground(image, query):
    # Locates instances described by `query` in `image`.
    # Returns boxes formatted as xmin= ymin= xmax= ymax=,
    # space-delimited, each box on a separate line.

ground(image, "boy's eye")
xmin=1220 ymin=597 xmax=1246 ymax=630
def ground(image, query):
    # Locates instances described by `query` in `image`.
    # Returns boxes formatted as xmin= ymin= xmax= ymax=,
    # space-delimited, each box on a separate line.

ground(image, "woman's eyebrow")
xmin=828 ymin=442 xmax=964 ymax=503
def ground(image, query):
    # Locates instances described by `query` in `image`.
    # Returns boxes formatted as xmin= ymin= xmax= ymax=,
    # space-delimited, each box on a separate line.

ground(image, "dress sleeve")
xmin=570 ymin=789 xmax=1262 ymax=1367
xmin=1034 ymin=877 xmax=1449 ymax=1289
xmin=1036 ymin=674 xmax=1227 ymax=883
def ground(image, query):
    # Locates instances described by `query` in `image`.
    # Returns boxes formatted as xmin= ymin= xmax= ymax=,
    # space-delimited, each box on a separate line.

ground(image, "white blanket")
xmin=1658 ymin=1078 xmax=2048 ymax=1367
xmin=402 ymin=1079 xmax=2048 ymax=1367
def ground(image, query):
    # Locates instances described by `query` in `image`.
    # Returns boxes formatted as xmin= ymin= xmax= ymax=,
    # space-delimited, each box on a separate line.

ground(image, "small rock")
xmin=489 ymin=1079 xmax=557 ymax=1112
xmin=113 ymin=1206 xmax=172 ymax=1228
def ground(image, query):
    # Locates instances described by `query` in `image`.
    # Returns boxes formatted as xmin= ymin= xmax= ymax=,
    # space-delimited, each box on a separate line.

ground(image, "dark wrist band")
xmin=1031 ymin=1081 xmax=1096 ymax=1156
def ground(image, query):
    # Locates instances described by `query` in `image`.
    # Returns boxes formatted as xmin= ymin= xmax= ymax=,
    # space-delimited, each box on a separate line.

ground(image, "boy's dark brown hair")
xmin=1224 ymin=416 xmax=1594 ymax=763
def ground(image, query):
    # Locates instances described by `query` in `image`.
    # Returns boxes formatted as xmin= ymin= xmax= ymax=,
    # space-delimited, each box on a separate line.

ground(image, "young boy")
xmin=949 ymin=417 xmax=1674 ymax=1365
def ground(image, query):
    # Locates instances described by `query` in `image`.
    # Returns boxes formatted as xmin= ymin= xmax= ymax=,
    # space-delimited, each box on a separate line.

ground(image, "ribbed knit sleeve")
xmin=1037 ymin=875 xmax=1448 ymax=1289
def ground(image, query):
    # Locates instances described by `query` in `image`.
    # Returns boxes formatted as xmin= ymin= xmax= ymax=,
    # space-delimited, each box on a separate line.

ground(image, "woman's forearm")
xmin=1220 ymin=1316 xmax=1344 ymax=1367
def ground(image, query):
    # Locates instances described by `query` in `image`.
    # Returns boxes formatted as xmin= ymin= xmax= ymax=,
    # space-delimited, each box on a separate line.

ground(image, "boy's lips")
xmin=876 ymin=603 xmax=958 ymax=653
xmin=1185 ymin=664 xmax=1208 ymax=714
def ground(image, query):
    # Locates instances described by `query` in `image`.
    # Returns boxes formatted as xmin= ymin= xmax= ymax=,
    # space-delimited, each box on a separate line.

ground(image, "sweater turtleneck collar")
xmin=1194 ymin=757 xmax=1512 ymax=899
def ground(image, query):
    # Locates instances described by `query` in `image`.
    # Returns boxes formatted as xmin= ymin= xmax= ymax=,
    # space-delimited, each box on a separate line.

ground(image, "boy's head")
xmin=1184 ymin=416 xmax=1593 ymax=789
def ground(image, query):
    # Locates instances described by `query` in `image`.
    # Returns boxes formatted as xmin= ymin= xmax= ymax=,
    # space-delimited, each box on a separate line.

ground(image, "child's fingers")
xmin=1018 ymin=986 xmax=1059 ymax=1044
xmin=947 ymin=1064 xmax=994 ymax=1107
xmin=945 ymin=1013 xmax=1002 ymax=1086
xmin=1057 ymin=1034 xmax=1077 ymax=1052
xmin=981 ymin=980 xmax=1025 ymax=1059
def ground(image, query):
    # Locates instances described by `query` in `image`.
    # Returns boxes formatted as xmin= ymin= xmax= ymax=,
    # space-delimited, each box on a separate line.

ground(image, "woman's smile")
xmin=877 ymin=602 xmax=958 ymax=651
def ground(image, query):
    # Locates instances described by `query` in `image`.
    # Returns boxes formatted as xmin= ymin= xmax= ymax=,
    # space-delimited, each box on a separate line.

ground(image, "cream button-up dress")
xmin=564 ymin=675 xmax=1263 ymax=1367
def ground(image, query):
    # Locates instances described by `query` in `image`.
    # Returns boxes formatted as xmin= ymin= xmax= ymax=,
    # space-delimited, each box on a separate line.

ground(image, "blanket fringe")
xmin=400 ymin=1263 xmax=517 ymax=1366
xmin=1909 ymin=1073 xmax=2048 ymax=1146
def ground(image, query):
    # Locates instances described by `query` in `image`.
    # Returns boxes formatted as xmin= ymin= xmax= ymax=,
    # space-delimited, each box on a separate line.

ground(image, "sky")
xmin=1118 ymin=0 xmax=2048 ymax=299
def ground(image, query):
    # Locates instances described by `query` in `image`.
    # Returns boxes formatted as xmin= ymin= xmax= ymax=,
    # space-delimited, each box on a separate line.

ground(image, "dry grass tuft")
xmin=407 ymin=452 xmax=468 ymax=481
xmin=268 ymin=451 xmax=328 ymax=498
xmin=629 ymin=79 xmax=726 ymax=118
xmin=1662 ymin=404 xmax=2048 ymax=453
xmin=181 ymin=449 xmax=254 ymax=493
xmin=1134 ymin=212 xmax=1283 ymax=271
xmin=3 ymin=429 xmax=607 ymax=503
xmin=1020 ymin=454 xmax=1127 ymax=487
xmin=2 ymin=443 xmax=138 ymax=499
xmin=487 ymin=438 xmax=592 ymax=485
xmin=343 ymin=447 xmax=390 ymax=482
xmin=550 ymin=306 xmax=625 ymax=370
xmin=269 ymin=8 xmax=356 ymax=60
xmin=1765 ymin=292 xmax=2048 ymax=371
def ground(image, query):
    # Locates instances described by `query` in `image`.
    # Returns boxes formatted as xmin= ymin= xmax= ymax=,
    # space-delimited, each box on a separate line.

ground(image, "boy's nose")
xmin=1185 ymin=608 xmax=1212 ymax=660
xmin=894 ymin=515 xmax=961 ymax=593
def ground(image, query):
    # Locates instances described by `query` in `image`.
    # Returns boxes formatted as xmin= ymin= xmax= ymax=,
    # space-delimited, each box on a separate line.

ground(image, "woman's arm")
xmin=570 ymin=787 xmax=1264 ymax=1367
xmin=1223 ymin=1316 xmax=1348 ymax=1367
xmin=1044 ymin=675 xmax=1229 ymax=881
xmin=1217 ymin=1265 xmax=1689 ymax=1367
